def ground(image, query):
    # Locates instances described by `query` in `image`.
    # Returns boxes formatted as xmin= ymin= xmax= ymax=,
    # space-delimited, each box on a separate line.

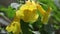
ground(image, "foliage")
xmin=0 ymin=5 xmax=16 ymax=19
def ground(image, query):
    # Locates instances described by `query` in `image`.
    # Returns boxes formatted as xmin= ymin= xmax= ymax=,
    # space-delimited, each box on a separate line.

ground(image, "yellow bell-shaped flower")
xmin=6 ymin=21 xmax=21 ymax=34
xmin=17 ymin=0 xmax=39 ymax=23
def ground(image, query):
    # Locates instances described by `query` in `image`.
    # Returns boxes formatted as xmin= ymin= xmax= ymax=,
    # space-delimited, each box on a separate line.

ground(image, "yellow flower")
xmin=17 ymin=0 xmax=39 ymax=23
xmin=41 ymin=7 xmax=52 ymax=24
xmin=6 ymin=21 xmax=21 ymax=34
xmin=37 ymin=4 xmax=52 ymax=24
xmin=6 ymin=11 xmax=21 ymax=34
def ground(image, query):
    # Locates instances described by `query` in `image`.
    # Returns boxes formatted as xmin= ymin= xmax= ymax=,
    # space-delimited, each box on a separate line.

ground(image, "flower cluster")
xmin=6 ymin=0 xmax=52 ymax=34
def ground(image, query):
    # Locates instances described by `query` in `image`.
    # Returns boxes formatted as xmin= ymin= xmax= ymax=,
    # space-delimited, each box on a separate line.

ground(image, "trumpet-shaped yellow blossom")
xmin=6 ymin=12 xmax=22 ymax=34
xmin=6 ymin=0 xmax=52 ymax=34
xmin=6 ymin=21 xmax=21 ymax=34
xmin=17 ymin=0 xmax=39 ymax=22
xmin=37 ymin=4 xmax=52 ymax=24
xmin=41 ymin=7 xmax=52 ymax=24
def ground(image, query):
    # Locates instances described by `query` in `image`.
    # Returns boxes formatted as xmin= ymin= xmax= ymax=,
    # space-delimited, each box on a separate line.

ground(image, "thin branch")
xmin=0 ymin=12 xmax=11 ymax=23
